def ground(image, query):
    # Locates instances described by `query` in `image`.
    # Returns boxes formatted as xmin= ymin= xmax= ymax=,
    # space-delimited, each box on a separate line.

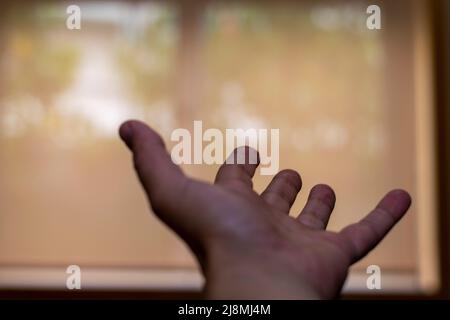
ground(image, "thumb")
xmin=119 ymin=120 xmax=187 ymax=214
xmin=119 ymin=120 xmax=219 ymax=260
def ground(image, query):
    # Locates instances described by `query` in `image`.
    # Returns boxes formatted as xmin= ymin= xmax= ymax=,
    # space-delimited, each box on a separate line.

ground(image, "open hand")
xmin=119 ymin=120 xmax=411 ymax=299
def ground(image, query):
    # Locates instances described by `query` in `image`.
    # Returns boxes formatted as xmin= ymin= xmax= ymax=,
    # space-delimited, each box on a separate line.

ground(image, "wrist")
xmin=202 ymin=240 xmax=321 ymax=299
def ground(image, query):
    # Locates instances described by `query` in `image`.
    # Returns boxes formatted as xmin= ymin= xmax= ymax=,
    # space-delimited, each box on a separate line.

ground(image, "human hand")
xmin=119 ymin=120 xmax=411 ymax=299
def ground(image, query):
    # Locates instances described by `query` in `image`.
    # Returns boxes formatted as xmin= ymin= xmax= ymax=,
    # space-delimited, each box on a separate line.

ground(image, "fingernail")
xmin=119 ymin=122 xmax=134 ymax=148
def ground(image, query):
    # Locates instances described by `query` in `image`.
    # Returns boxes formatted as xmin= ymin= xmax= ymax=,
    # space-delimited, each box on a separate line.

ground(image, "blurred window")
xmin=0 ymin=0 xmax=439 ymax=294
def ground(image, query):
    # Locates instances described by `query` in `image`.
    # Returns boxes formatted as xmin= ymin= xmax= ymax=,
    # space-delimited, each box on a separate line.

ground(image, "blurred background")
xmin=0 ymin=0 xmax=448 ymax=298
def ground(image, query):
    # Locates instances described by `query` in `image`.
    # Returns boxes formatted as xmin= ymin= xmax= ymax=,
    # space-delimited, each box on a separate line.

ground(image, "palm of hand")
xmin=177 ymin=175 xmax=351 ymax=299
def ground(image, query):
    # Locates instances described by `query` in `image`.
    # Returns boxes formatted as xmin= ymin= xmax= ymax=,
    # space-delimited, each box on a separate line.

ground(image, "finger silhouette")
xmin=119 ymin=120 xmax=187 ymax=213
xmin=215 ymin=146 xmax=260 ymax=193
xmin=338 ymin=189 xmax=411 ymax=263
xmin=261 ymin=169 xmax=302 ymax=214
xmin=297 ymin=184 xmax=336 ymax=229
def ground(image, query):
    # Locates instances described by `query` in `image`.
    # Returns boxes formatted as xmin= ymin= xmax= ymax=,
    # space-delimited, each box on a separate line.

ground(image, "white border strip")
xmin=0 ymin=266 xmax=423 ymax=295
